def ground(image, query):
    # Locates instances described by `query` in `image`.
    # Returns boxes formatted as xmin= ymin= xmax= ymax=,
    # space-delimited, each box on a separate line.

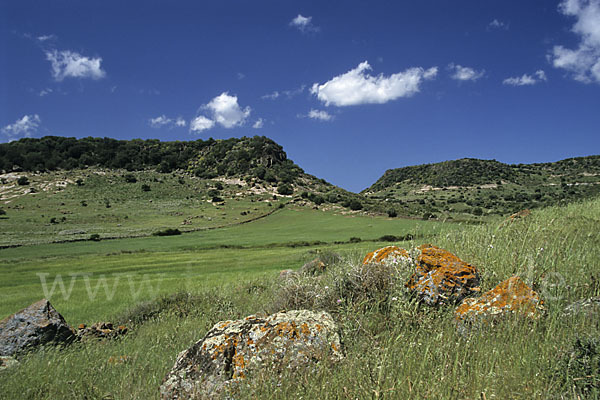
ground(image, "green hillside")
xmin=363 ymin=156 xmax=600 ymax=219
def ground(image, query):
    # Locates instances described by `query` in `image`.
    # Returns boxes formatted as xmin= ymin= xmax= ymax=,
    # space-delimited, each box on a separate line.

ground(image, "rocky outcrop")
xmin=76 ymin=322 xmax=128 ymax=341
xmin=362 ymin=246 xmax=411 ymax=266
xmin=455 ymin=276 xmax=544 ymax=326
xmin=300 ymin=258 xmax=326 ymax=276
xmin=0 ymin=299 xmax=75 ymax=356
xmin=405 ymin=245 xmax=481 ymax=305
xmin=160 ymin=310 xmax=343 ymax=399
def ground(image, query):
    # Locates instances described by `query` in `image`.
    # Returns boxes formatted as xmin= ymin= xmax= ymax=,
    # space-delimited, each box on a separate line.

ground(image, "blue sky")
xmin=1 ymin=0 xmax=599 ymax=192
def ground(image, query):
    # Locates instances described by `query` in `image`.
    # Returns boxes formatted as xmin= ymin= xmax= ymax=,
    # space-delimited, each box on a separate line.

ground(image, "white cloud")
xmin=551 ymin=0 xmax=600 ymax=83
xmin=149 ymin=115 xmax=186 ymax=129
xmin=39 ymin=88 xmax=53 ymax=97
xmin=37 ymin=34 xmax=56 ymax=42
xmin=488 ymin=19 xmax=508 ymax=30
xmin=311 ymin=61 xmax=438 ymax=106
xmin=261 ymin=91 xmax=280 ymax=100
xmin=261 ymin=85 xmax=306 ymax=100
xmin=190 ymin=92 xmax=251 ymax=133
xmin=253 ymin=118 xmax=264 ymax=129
xmin=307 ymin=109 xmax=333 ymax=121
xmin=190 ymin=116 xmax=215 ymax=133
xmin=448 ymin=63 xmax=485 ymax=81
xmin=1 ymin=115 xmax=41 ymax=141
xmin=204 ymin=92 xmax=251 ymax=128
xmin=290 ymin=14 xmax=319 ymax=33
xmin=503 ymin=70 xmax=548 ymax=86
xmin=45 ymin=49 xmax=106 ymax=81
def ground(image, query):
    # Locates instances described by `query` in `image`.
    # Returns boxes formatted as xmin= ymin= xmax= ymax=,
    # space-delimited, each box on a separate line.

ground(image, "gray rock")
xmin=0 ymin=356 xmax=18 ymax=371
xmin=160 ymin=310 xmax=343 ymax=399
xmin=563 ymin=297 xmax=600 ymax=317
xmin=0 ymin=299 xmax=75 ymax=356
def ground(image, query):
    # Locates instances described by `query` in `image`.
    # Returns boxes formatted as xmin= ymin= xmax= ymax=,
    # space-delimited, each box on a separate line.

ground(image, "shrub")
xmin=89 ymin=234 xmax=101 ymax=241
xmin=124 ymin=174 xmax=137 ymax=183
xmin=76 ymin=178 xmax=84 ymax=186
xmin=277 ymin=183 xmax=293 ymax=195
xmin=153 ymin=228 xmax=182 ymax=236
xmin=50 ymin=217 xmax=58 ymax=224
xmin=0 ymin=209 xmax=6 ymax=216
xmin=348 ymin=199 xmax=363 ymax=211
xmin=555 ymin=336 xmax=600 ymax=397
xmin=348 ymin=236 xmax=362 ymax=243
xmin=214 ymin=181 xmax=223 ymax=190
xmin=387 ymin=209 xmax=398 ymax=218
xmin=141 ymin=184 xmax=151 ymax=192
xmin=17 ymin=176 xmax=29 ymax=185
xmin=80 ymin=200 xmax=87 ymax=207
xmin=212 ymin=196 xmax=224 ymax=203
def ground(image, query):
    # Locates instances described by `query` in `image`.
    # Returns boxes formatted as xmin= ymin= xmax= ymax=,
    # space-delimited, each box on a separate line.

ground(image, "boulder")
xmin=563 ymin=297 xmax=600 ymax=317
xmin=405 ymin=245 xmax=480 ymax=305
xmin=76 ymin=322 xmax=128 ymax=341
xmin=455 ymin=276 xmax=544 ymax=326
xmin=0 ymin=356 xmax=18 ymax=371
xmin=0 ymin=299 xmax=75 ymax=356
xmin=300 ymin=258 xmax=326 ymax=275
xmin=362 ymin=246 xmax=411 ymax=266
xmin=160 ymin=310 xmax=343 ymax=399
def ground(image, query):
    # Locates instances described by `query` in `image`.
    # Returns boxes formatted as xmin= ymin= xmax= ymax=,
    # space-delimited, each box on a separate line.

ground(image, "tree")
xmin=348 ymin=199 xmax=363 ymax=211
xmin=277 ymin=183 xmax=293 ymax=195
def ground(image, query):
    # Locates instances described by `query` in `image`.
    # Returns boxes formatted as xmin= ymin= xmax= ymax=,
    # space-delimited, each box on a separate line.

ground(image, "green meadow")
xmin=1 ymin=195 xmax=599 ymax=399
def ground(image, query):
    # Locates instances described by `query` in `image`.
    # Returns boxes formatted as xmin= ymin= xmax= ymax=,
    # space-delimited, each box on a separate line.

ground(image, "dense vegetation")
xmin=0 ymin=136 xmax=301 ymax=183
xmin=365 ymin=156 xmax=600 ymax=219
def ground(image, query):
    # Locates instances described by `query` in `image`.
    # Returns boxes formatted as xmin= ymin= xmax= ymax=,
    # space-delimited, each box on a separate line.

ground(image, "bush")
xmin=89 ymin=234 xmax=101 ymax=242
xmin=76 ymin=178 xmax=84 ymax=186
xmin=212 ymin=196 xmax=224 ymax=203
xmin=153 ymin=228 xmax=182 ymax=236
xmin=141 ymin=184 xmax=151 ymax=192
xmin=387 ymin=209 xmax=398 ymax=218
xmin=124 ymin=174 xmax=137 ymax=183
xmin=0 ymin=209 xmax=6 ymax=216
xmin=348 ymin=199 xmax=363 ymax=211
xmin=277 ymin=183 xmax=294 ymax=195
xmin=214 ymin=181 xmax=223 ymax=190
xmin=17 ymin=176 xmax=29 ymax=185
xmin=555 ymin=336 xmax=600 ymax=397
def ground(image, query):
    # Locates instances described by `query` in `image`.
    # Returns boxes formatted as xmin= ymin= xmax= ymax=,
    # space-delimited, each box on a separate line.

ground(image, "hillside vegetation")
xmin=364 ymin=156 xmax=600 ymax=219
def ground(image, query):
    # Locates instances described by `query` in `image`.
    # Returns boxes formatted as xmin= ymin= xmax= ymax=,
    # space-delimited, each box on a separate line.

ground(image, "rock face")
xmin=455 ymin=276 xmax=544 ymax=325
xmin=405 ymin=245 xmax=481 ymax=305
xmin=76 ymin=322 xmax=128 ymax=341
xmin=362 ymin=246 xmax=411 ymax=266
xmin=0 ymin=299 xmax=75 ymax=356
xmin=160 ymin=310 xmax=343 ymax=399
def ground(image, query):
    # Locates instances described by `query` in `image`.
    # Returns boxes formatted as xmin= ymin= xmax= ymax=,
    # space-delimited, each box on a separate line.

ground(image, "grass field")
xmin=1 ymin=195 xmax=599 ymax=399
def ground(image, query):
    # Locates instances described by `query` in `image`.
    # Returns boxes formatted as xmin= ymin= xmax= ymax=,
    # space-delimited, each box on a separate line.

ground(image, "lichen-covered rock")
xmin=405 ymin=245 xmax=480 ymax=305
xmin=563 ymin=297 xmax=600 ymax=317
xmin=0 ymin=299 xmax=75 ymax=356
xmin=300 ymin=258 xmax=326 ymax=276
xmin=0 ymin=356 xmax=18 ymax=370
xmin=76 ymin=322 xmax=128 ymax=341
xmin=278 ymin=269 xmax=296 ymax=280
xmin=455 ymin=276 xmax=544 ymax=326
xmin=362 ymin=246 xmax=411 ymax=266
xmin=160 ymin=310 xmax=343 ymax=399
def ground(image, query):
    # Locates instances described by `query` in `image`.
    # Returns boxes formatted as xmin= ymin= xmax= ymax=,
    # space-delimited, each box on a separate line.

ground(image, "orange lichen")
xmin=362 ymin=246 xmax=410 ymax=265
xmin=455 ymin=276 xmax=544 ymax=322
xmin=406 ymin=245 xmax=480 ymax=305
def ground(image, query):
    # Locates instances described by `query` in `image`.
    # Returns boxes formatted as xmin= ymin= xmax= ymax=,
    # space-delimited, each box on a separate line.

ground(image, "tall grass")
xmin=1 ymin=198 xmax=599 ymax=399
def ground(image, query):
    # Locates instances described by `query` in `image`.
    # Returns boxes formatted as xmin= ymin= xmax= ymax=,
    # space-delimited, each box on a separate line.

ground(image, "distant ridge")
xmin=364 ymin=156 xmax=600 ymax=193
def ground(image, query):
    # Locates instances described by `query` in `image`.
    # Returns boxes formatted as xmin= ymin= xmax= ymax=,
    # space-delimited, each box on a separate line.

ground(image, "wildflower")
xmin=324 ymin=286 xmax=329 ymax=289
xmin=336 ymin=299 xmax=342 ymax=304
xmin=391 ymin=297 xmax=398 ymax=301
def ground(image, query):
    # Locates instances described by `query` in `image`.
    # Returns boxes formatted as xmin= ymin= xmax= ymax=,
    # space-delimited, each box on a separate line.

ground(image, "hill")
xmin=0 ymin=136 xmax=383 ymax=246
xmin=363 ymin=156 xmax=600 ymax=219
